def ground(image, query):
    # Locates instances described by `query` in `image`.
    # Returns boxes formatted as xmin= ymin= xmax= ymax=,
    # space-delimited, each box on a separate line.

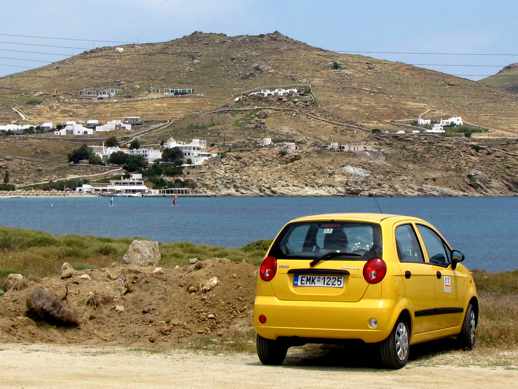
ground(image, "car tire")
xmin=457 ymin=304 xmax=477 ymax=350
xmin=256 ymin=335 xmax=288 ymax=365
xmin=378 ymin=319 xmax=410 ymax=369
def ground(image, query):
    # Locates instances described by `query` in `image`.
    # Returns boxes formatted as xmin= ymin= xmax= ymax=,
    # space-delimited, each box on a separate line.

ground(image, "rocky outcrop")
xmin=122 ymin=240 xmax=161 ymax=266
xmin=26 ymin=287 xmax=79 ymax=327
xmin=3 ymin=274 xmax=28 ymax=291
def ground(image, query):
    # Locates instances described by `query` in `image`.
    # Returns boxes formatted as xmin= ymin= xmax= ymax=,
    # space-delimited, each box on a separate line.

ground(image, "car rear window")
xmin=269 ymin=221 xmax=382 ymax=260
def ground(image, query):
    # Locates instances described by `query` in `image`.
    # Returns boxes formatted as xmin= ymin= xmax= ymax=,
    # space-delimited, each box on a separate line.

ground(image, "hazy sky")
xmin=0 ymin=0 xmax=516 ymax=79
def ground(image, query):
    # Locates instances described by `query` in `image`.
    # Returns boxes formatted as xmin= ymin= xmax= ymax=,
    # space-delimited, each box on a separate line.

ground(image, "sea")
xmin=0 ymin=196 xmax=517 ymax=271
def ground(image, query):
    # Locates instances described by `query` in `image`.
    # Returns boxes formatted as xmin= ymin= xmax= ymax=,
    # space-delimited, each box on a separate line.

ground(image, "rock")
xmin=26 ymin=287 xmax=79 ymax=326
xmin=114 ymin=305 xmax=125 ymax=313
xmin=256 ymin=110 xmax=269 ymax=119
xmin=187 ymin=285 xmax=198 ymax=294
xmin=79 ymin=274 xmax=91 ymax=281
xmin=207 ymin=313 xmax=216 ymax=320
xmin=0 ymin=288 xmax=4 ymax=297
xmin=201 ymin=277 xmax=219 ymax=293
xmin=152 ymin=267 xmax=164 ymax=275
xmin=189 ymin=258 xmax=199 ymax=265
xmin=61 ymin=263 xmax=75 ymax=279
xmin=122 ymin=240 xmax=161 ymax=266
xmin=4 ymin=274 xmax=28 ymax=291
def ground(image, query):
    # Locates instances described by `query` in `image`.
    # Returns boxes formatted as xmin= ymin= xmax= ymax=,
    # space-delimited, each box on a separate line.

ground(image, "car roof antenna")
xmin=373 ymin=197 xmax=384 ymax=213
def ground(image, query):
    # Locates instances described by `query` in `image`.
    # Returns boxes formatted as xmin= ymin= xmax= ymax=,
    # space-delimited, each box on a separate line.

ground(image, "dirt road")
xmin=1 ymin=344 xmax=517 ymax=388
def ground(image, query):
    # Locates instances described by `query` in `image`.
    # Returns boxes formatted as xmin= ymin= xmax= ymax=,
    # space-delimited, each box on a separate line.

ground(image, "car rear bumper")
xmin=254 ymin=296 xmax=396 ymax=343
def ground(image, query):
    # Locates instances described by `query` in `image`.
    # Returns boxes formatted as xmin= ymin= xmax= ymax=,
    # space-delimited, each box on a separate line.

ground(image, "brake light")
xmin=259 ymin=256 xmax=277 ymax=281
xmin=363 ymin=258 xmax=387 ymax=284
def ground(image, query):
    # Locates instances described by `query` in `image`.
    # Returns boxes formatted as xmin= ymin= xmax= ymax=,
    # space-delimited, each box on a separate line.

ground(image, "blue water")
xmin=0 ymin=197 xmax=517 ymax=271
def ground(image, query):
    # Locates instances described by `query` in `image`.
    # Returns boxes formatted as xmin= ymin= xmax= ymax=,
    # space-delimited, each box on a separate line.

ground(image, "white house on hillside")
xmin=426 ymin=124 xmax=446 ymax=134
xmin=91 ymin=145 xmax=162 ymax=163
xmin=440 ymin=116 xmax=463 ymax=127
xmin=164 ymin=138 xmax=216 ymax=166
xmin=417 ymin=118 xmax=431 ymax=126
xmin=128 ymin=148 xmax=162 ymax=163
xmin=95 ymin=120 xmax=132 ymax=132
xmin=54 ymin=122 xmax=94 ymax=136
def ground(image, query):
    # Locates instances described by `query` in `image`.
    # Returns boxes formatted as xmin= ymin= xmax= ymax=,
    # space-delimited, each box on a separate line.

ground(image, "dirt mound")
xmin=0 ymin=260 xmax=257 ymax=347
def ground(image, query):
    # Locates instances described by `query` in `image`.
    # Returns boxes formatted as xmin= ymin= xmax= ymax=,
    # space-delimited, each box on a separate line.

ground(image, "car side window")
xmin=417 ymin=225 xmax=450 ymax=266
xmin=395 ymin=224 xmax=424 ymax=263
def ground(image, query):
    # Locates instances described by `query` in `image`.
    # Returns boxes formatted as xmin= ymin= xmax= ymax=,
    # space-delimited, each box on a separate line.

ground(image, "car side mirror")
xmin=451 ymin=250 xmax=465 ymax=270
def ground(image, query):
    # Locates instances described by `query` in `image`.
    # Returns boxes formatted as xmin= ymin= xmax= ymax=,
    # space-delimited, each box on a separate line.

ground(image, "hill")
xmin=1 ymin=31 xmax=518 ymax=135
xmin=481 ymin=63 xmax=518 ymax=94
xmin=2 ymin=32 xmax=518 ymax=194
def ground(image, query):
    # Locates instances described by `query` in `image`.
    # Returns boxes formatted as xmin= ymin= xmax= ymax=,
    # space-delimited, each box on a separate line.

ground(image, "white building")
xmin=164 ymin=138 xmax=216 ymax=166
xmin=279 ymin=142 xmax=298 ymax=153
xmin=328 ymin=143 xmax=376 ymax=152
xmin=417 ymin=118 xmax=431 ymax=126
xmin=54 ymin=122 xmax=94 ymax=136
xmin=79 ymin=87 xmax=120 ymax=99
xmin=440 ymin=116 xmax=464 ymax=127
xmin=258 ymin=137 xmax=272 ymax=147
xmin=426 ymin=124 xmax=446 ymax=134
xmin=86 ymin=119 xmax=100 ymax=129
xmin=0 ymin=124 xmax=33 ymax=132
xmin=95 ymin=120 xmax=132 ymax=132
xmin=250 ymin=87 xmax=300 ymax=98
xmin=150 ymin=87 xmax=194 ymax=97
xmin=76 ymin=174 xmax=153 ymax=196
xmin=91 ymin=145 xmax=162 ymax=163
xmin=39 ymin=122 xmax=54 ymax=131
xmin=128 ymin=148 xmax=162 ymax=163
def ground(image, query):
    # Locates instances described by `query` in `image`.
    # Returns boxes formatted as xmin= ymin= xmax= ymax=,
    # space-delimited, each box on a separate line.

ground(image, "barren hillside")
xmin=481 ymin=63 xmax=518 ymax=94
xmin=1 ymin=31 xmax=518 ymax=135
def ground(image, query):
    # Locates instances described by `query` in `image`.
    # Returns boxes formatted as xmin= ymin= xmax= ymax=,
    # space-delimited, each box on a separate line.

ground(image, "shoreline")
xmin=0 ymin=191 xmax=517 ymax=199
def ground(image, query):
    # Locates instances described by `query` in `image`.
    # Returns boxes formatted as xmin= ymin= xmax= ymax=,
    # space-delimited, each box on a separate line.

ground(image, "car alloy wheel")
xmin=395 ymin=322 xmax=409 ymax=362
xmin=469 ymin=309 xmax=476 ymax=345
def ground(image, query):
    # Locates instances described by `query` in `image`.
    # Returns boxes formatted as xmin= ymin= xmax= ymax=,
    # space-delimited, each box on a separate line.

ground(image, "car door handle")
xmin=436 ymin=271 xmax=442 ymax=279
xmin=404 ymin=271 xmax=412 ymax=279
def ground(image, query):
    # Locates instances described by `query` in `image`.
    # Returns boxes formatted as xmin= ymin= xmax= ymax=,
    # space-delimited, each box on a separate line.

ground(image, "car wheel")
xmin=457 ymin=304 xmax=477 ymax=350
xmin=378 ymin=319 xmax=410 ymax=369
xmin=256 ymin=335 xmax=288 ymax=365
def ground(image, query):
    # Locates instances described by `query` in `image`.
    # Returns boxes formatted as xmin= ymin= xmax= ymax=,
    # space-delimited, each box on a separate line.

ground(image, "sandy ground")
xmin=1 ymin=344 xmax=517 ymax=388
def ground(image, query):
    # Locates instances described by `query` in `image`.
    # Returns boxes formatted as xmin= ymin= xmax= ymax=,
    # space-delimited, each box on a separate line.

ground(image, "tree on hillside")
xmin=108 ymin=151 xmax=129 ymax=165
xmin=129 ymin=139 xmax=141 ymax=149
xmin=161 ymin=147 xmax=184 ymax=164
xmin=68 ymin=144 xmax=91 ymax=164
xmin=123 ymin=155 xmax=147 ymax=172
xmin=104 ymin=136 xmax=119 ymax=147
xmin=68 ymin=145 xmax=103 ymax=165
xmin=3 ymin=170 xmax=9 ymax=185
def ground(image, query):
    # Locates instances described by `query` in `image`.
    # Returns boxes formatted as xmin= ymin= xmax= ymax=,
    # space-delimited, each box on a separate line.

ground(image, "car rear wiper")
xmin=310 ymin=251 xmax=362 ymax=267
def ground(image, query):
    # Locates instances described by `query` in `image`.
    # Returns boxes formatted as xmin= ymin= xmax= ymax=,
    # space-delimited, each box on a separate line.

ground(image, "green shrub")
xmin=96 ymin=244 xmax=118 ymax=256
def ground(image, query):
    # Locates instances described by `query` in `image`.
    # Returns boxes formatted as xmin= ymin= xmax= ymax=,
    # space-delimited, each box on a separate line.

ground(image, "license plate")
xmin=293 ymin=274 xmax=344 ymax=288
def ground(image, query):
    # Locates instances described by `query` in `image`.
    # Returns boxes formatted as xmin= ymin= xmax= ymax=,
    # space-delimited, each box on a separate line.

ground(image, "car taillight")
xmin=363 ymin=258 xmax=387 ymax=284
xmin=259 ymin=256 xmax=277 ymax=281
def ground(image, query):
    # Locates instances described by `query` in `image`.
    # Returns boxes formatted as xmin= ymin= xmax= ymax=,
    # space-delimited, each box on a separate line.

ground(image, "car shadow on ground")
xmin=249 ymin=338 xmax=462 ymax=371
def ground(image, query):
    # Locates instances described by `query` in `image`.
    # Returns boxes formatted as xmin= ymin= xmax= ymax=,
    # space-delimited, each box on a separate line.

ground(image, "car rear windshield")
xmin=269 ymin=221 xmax=382 ymax=260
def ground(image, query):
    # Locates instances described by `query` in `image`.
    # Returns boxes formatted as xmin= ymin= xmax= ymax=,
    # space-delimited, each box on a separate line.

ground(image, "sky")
xmin=0 ymin=0 xmax=516 ymax=79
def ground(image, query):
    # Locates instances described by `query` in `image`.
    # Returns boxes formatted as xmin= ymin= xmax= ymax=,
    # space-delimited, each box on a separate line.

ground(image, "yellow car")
xmin=254 ymin=213 xmax=478 ymax=369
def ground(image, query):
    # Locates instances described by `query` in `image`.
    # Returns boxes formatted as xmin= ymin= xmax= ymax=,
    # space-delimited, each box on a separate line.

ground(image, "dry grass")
xmin=0 ymin=227 xmax=267 ymax=284
xmin=0 ymin=227 xmax=516 ymax=349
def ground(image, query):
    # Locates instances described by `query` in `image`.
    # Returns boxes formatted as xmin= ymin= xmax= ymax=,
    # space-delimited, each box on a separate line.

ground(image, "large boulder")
xmin=4 ymin=274 xmax=28 ymax=291
xmin=26 ymin=287 xmax=79 ymax=327
xmin=122 ymin=240 xmax=161 ymax=266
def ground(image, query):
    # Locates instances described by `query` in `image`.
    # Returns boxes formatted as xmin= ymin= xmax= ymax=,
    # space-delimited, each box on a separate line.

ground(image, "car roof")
xmin=289 ymin=213 xmax=426 ymax=225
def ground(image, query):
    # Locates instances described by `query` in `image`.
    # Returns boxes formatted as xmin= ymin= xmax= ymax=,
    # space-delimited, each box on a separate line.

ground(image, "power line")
xmin=0 ymin=32 xmax=131 ymax=44
xmin=0 ymin=48 xmax=72 ymax=56
xmin=338 ymin=50 xmax=518 ymax=57
xmin=0 ymin=40 xmax=88 ymax=50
